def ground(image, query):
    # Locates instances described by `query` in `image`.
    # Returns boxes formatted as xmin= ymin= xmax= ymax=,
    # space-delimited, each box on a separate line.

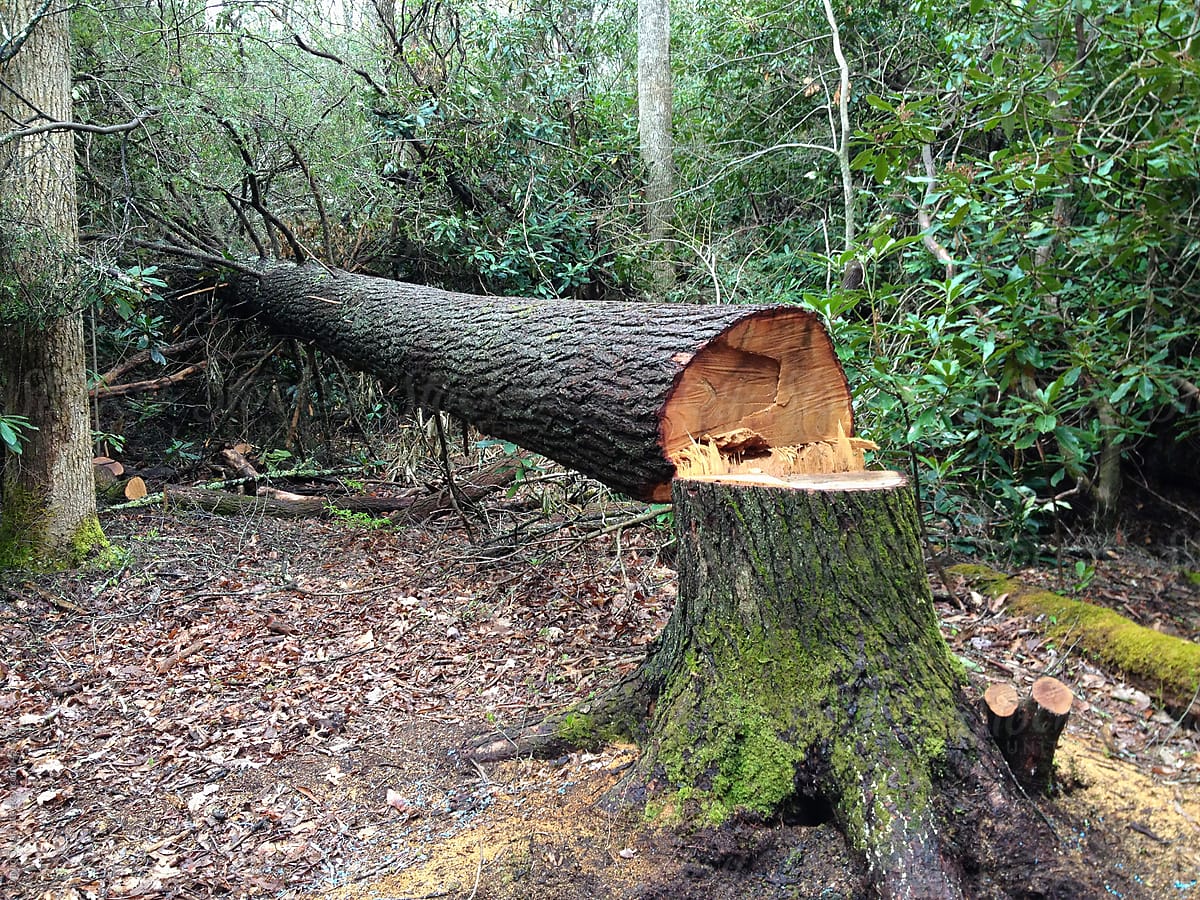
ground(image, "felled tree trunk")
xmin=468 ymin=472 xmax=1077 ymax=898
xmin=230 ymin=261 xmax=863 ymax=501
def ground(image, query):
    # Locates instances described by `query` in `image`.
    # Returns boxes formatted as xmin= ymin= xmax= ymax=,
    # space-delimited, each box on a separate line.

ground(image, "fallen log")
xmin=953 ymin=563 xmax=1200 ymax=721
xmin=156 ymin=458 xmax=520 ymax=521
xmin=231 ymin=261 xmax=863 ymax=501
xmin=215 ymin=259 xmax=1095 ymax=894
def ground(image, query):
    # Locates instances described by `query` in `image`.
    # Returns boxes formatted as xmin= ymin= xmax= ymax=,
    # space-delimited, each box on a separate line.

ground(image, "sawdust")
xmin=312 ymin=736 xmax=1200 ymax=900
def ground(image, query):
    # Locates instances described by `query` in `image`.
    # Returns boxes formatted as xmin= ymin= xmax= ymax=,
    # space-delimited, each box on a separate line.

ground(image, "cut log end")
xmin=984 ymin=682 xmax=1021 ymax=719
xmin=984 ymin=676 xmax=1074 ymax=794
xmin=1031 ymin=675 xmax=1074 ymax=717
xmin=653 ymin=309 xmax=863 ymax=500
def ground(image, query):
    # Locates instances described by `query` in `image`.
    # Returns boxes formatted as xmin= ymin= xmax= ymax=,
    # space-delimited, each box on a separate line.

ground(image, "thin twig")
xmin=435 ymin=413 xmax=476 ymax=543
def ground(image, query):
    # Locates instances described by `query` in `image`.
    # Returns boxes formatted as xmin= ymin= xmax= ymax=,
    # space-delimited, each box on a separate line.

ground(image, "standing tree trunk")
xmin=468 ymin=471 xmax=1087 ymax=898
xmin=638 ymin=0 xmax=675 ymax=293
xmin=0 ymin=0 xmax=105 ymax=569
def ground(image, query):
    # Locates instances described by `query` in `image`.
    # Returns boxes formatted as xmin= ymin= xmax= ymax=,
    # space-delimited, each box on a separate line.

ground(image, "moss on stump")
xmin=467 ymin=473 xmax=1085 ymax=898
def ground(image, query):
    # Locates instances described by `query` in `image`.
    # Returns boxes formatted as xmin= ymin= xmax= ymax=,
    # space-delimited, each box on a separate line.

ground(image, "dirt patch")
xmin=1 ymin=505 xmax=1198 ymax=898
xmin=317 ymin=745 xmax=861 ymax=900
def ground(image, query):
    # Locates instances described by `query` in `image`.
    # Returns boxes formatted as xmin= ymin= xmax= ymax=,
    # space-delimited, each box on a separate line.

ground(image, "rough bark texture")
xmin=468 ymin=474 xmax=1081 ymax=898
xmin=0 ymin=0 xmax=104 ymax=569
xmin=637 ymin=0 xmax=675 ymax=291
xmin=641 ymin=474 xmax=968 ymax=897
xmin=232 ymin=261 xmax=852 ymax=502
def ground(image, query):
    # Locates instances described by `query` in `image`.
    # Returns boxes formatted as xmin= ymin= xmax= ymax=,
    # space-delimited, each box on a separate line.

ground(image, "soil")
xmin=2 ymin=481 xmax=1198 ymax=899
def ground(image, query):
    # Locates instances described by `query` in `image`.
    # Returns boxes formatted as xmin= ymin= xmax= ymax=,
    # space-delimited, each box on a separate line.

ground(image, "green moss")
xmin=950 ymin=563 xmax=1200 ymax=711
xmin=0 ymin=483 xmax=110 ymax=572
xmin=557 ymin=711 xmax=598 ymax=747
xmin=648 ymin=600 xmax=963 ymax=829
xmin=555 ymin=708 xmax=626 ymax=750
xmin=0 ymin=482 xmax=40 ymax=570
xmin=1183 ymin=570 xmax=1200 ymax=588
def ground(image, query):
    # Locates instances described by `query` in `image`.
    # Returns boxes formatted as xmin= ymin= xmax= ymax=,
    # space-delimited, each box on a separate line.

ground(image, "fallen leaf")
xmin=31 ymin=757 xmax=65 ymax=775
xmin=36 ymin=787 xmax=69 ymax=805
xmin=385 ymin=788 xmax=408 ymax=811
xmin=187 ymin=783 xmax=221 ymax=812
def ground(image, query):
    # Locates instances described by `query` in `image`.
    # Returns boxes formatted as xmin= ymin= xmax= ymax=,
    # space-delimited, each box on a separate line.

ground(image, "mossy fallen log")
xmin=951 ymin=563 xmax=1200 ymax=720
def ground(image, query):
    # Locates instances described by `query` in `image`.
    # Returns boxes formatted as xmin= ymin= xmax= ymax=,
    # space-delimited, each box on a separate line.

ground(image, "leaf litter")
xmin=0 ymin=496 xmax=1197 ymax=899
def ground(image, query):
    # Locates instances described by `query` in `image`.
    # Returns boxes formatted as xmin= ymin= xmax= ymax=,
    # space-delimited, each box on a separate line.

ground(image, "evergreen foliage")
xmin=54 ymin=0 xmax=1200 ymax=550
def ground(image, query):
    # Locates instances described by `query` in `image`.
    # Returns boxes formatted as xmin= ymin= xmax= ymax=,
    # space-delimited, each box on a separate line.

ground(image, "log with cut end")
xmin=231 ymin=261 xmax=862 ymax=500
xmin=985 ymin=676 xmax=1074 ymax=793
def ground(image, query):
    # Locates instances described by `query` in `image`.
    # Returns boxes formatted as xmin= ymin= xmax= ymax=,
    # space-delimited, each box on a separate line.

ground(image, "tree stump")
xmin=984 ymin=677 xmax=1074 ymax=794
xmin=640 ymin=471 xmax=968 ymax=897
xmin=467 ymin=470 xmax=1082 ymax=897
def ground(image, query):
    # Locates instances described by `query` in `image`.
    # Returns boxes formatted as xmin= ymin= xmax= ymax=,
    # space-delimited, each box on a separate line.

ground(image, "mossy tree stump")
xmin=641 ymin=471 xmax=968 ymax=897
xmin=468 ymin=470 xmax=1073 ymax=898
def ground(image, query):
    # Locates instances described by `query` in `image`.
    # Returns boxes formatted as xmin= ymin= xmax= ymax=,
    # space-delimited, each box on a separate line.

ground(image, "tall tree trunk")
xmin=638 ymin=0 xmax=675 ymax=293
xmin=0 ymin=0 xmax=104 ymax=569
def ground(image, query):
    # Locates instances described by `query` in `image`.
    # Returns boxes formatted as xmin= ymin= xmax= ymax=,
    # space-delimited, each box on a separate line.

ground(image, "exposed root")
xmin=462 ymin=674 xmax=657 ymax=764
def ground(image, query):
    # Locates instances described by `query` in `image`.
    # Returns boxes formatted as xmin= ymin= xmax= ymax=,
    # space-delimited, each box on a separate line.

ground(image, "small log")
xmin=220 ymin=447 xmax=261 ymax=481
xmin=93 ymin=456 xmax=125 ymax=481
xmin=984 ymin=676 xmax=1074 ymax=793
xmin=983 ymin=682 xmax=1022 ymax=748
xmin=91 ymin=336 xmax=205 ymax=388
xmin=158 ymin=457 xmax=521 ymax=521
xmin=123 ymin=476 xmax=148 ymax=501
xmin=89 ymin=362 xmax=209 ymax=399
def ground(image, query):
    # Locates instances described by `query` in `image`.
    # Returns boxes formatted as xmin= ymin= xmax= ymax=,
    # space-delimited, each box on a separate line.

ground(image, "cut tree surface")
xmin=985 ymin=676 xmax=1074 ymax=793
xmin=466 ymin=467 xmax=1080 ymax=899
xmin=231 ymin=261 xmax=859 ymax=500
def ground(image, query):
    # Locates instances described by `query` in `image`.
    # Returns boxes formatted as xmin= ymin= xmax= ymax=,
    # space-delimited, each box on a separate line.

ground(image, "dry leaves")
xmin=0 ymin=507 xmax=673 ymax=897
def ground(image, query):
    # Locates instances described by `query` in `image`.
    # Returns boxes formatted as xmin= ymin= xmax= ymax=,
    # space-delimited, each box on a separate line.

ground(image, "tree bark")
xmin=0 ymin=0 xmax=104 ymax=570
xmin=638 ymin=0 xmax=675 ymax=292
xmin=468 ymin=472 xmax=1082 ymax=898
xmin=984 ymin=677 xmax=1073 ymax=795
xmin=231 ymin=261 xmax=857 ymax=502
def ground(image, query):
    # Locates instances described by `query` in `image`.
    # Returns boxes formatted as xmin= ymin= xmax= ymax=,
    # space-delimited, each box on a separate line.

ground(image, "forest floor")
xmin=2 ymin=470 xmax=1200 ymax=899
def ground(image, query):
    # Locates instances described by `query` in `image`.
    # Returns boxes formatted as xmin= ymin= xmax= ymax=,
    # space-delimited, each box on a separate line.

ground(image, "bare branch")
xmin=917 ymin=144 xmax=955 ymax=279
xmin=286 ymin=138 xmax=334 ymax=264
xmin=291 ymin=33 xmax=388 ymax=96
xmin=821 ymin=0 xmax=855 ymax=255
xmin=0 ymin=108 xmax=158 ymax=146
xmin=130 ymin=240 xmax=264 ymax=277
xmin=214 ymin=115 xmax=308 ymax=261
